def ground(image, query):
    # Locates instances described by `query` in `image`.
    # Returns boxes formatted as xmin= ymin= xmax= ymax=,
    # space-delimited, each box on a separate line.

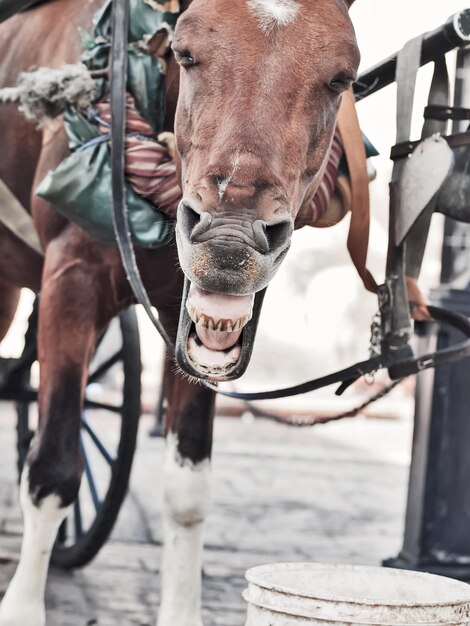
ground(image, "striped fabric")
xmin=295 ymin=128 xmax=344 ymax=228
xmin=95 ymin=94 xmax=344 ymax=227
xmin=95 ymin=95 xmax=181 ymax=218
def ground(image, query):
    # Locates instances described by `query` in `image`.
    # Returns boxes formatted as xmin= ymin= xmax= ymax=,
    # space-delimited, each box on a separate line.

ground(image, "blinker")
xmin=395 ymin=134 xmax=454 ymax=246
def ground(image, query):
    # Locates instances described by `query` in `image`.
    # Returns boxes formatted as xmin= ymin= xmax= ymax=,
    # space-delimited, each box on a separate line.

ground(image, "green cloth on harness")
xmin=37 ymin=109 xmax=174 ymax=246
xmin=36 ymin=0 xmax=179 ymax=248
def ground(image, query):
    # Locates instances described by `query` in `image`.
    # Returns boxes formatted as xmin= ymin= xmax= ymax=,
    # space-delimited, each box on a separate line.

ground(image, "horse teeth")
xmin=234 ymin=316 xmax=248 ymax=331
xmin=221 ymin=320 xmax=233 ymax=332
xmin=186 ymin=303 xmax=199 ymax=324
xmin=186 ymin=305 xmax=249 ymax=333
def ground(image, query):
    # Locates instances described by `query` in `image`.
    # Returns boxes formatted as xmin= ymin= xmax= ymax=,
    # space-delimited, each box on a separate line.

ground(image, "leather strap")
xmin=337 ymin=88 xmax=377 ymax=293
xmin=0 ymin=178 xmax=43 ymax=254
xmin=395 ymin=36 xmax=423 ymax=146
xmin=391 ymin=131 xmax=470 ymax=160
xmin=107 ymin=0 xmax=470 ymax=404
xmin=0 ymin=0 xmax=40 ymax=23
xmin=110 ymin=0 xmax=174 ymax=353
xmin=405 ymin=54 xmax=450 ymax=279
xmin=214 ymin=304 xmax=470 ymax=400
xmin=424 ymin=105 xmax=470 ymax=121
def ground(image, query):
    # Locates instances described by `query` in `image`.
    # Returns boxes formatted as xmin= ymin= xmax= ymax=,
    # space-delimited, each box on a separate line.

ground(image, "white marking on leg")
xmin=157 ymin=433 xmax=211 ymax=626
xmin=0 ymin=469 xmax=71 ymax=626
xmin=247 ymin=0 xmax=300 ymax=34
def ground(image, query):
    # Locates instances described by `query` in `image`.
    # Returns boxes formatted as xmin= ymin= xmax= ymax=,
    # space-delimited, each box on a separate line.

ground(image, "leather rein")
xmin=110 ymin=0 xmax=470 ymax=402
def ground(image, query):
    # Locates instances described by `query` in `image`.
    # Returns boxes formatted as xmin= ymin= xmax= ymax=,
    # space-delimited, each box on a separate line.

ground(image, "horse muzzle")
xmin=175 ymin=278 xmax=266 ymax=381
xmin=174 ymin=202 xmax=292 ymax=381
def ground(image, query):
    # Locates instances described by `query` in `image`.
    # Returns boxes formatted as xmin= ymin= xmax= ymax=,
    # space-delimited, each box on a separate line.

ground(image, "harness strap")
xmin=210 ymin=305 xmax=470 ymax=401
xmin=405 ymin=54 xmax=450 ymax=279
xmin=110 ymin=0 xmax=174 ymax=354
xmin=379 ymin=38 xmax=424 ymax=362
xmin=0 ymin=178 xmax=43 ymax=255
xmin=424 ymin=105 xmax=470 ymax=121
xmin=0 ymin=0 xmax=40 ymax=23
xmin=108 ymin=0 xmax=470 ymax=404
xmin=337 ymin=88 xmax=377 ymax=293
xmin=395 ymin=37 xmax=423 ymax=147
xmin=391 ymin=131 xmax=470 ymax=160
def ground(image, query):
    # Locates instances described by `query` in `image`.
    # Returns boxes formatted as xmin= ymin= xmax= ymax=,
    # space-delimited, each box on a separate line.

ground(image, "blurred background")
xmin=0 ymin=4 xmax=469 ymax=623
xmin=0 ymin=0 xmax=467 ymax=420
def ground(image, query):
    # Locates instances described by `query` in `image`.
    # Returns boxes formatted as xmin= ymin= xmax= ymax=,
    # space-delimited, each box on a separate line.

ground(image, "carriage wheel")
xmin=16 ymin=307 xmax=142 ymax=569
xmin=52 ymin=308 xmax=141 ymax=568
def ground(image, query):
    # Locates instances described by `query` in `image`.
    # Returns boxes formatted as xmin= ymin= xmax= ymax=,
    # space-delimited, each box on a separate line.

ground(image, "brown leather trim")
xmin=391 ymin=131 xmax=470 ymax=160
xmin=337 ymin=88 xmax=378 ymax=293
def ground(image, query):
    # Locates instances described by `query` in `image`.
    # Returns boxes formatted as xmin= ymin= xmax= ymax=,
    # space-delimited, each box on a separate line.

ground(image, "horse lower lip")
xmin=187 ymin=331 xmax=242 ymax=375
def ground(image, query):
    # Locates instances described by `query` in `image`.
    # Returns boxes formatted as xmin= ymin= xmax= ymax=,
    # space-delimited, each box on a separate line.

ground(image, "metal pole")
xmin=441 ymin=47 xmax=470 ymax=285
xmin=383 ymin=45 xmax=470 ymax=581
xmin=354 ymin=10 xmax=470 ymax=100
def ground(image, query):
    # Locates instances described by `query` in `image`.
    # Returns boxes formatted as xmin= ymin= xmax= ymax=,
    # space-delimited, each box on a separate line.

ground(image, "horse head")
xmin=172 ymin=0 xmax=359 ymax=381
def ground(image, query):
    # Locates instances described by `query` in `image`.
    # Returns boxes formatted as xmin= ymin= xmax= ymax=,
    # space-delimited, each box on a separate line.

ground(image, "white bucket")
xmin=243 ymin=563 xmax=470 ymax=625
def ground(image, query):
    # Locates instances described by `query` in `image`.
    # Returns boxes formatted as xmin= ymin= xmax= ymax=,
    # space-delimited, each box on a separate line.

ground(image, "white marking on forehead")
xmin=218 ymin=176 xmax=231 ymax=200
xmin=247 ymin=0 xmax=300 ymax=34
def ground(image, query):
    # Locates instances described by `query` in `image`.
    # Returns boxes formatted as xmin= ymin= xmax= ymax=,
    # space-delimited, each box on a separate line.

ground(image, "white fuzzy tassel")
xmin=0 ymin=63 xmax=96 ymax=123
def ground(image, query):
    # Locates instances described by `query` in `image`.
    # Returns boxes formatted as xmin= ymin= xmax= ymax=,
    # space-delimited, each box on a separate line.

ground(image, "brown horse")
xmin=0 ymin=0 xmax=359 ymax=623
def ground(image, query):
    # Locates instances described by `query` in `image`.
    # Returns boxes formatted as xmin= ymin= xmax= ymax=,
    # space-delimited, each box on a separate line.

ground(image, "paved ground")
xmin=0 ymin=402 xmax=413 ymax=625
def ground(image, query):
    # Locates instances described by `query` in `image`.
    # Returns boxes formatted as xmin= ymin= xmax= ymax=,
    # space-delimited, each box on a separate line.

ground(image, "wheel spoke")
xmin=82 ymin=414 xmax=116 ymax=467
xmin=74 ymin=496 xmax=83 ymax=539
xmin=88 ymin=350 xmax=123 ymax=384
xmin=57 ymin=517 xmax=67 ymax=545
xmin=80 ymin=434 xmax=102 ymax=513
xmin=83 ymin=399 xmax=123 ymax=413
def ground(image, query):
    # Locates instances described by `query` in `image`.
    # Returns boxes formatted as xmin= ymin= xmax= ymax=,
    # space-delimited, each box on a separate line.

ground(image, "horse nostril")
xmin=253 ymin=220 xmax=269 ymax=253
xmin=178 ymin=202 xmax=199 ymax=234
xmin=264 ymin=218 xmax=294 ymax=253
xmin=178 ymin=203 xmax=212 ymax=242
xmin=190 ymin=211 xmax=212 ymax=242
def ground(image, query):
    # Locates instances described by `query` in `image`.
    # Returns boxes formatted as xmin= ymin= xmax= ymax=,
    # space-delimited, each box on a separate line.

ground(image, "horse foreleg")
xmin=157 ymin=364 xmax=215 ymax=626
xmin=0 ymin=241 xmax=105 ymax=626
xmin=0 ymin=281 xmax=20 ymax=343
xmin=0 ymin=470 xmax=70 ymax=626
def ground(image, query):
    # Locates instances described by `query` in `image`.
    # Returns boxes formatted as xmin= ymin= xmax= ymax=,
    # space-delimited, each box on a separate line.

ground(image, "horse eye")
xmin=328 ymin=73 xmax=354 ymax=93
xmin=174 ymin=48 xmax=197 ymax=68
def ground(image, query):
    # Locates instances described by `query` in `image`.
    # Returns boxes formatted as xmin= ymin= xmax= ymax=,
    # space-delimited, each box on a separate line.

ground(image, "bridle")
xmin=110 ymin=0 xmax=470 ymax=402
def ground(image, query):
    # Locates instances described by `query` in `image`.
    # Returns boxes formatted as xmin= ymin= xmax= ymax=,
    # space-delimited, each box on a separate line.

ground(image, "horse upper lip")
xmin=186 ymin=284 xmax=254 ymax=331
